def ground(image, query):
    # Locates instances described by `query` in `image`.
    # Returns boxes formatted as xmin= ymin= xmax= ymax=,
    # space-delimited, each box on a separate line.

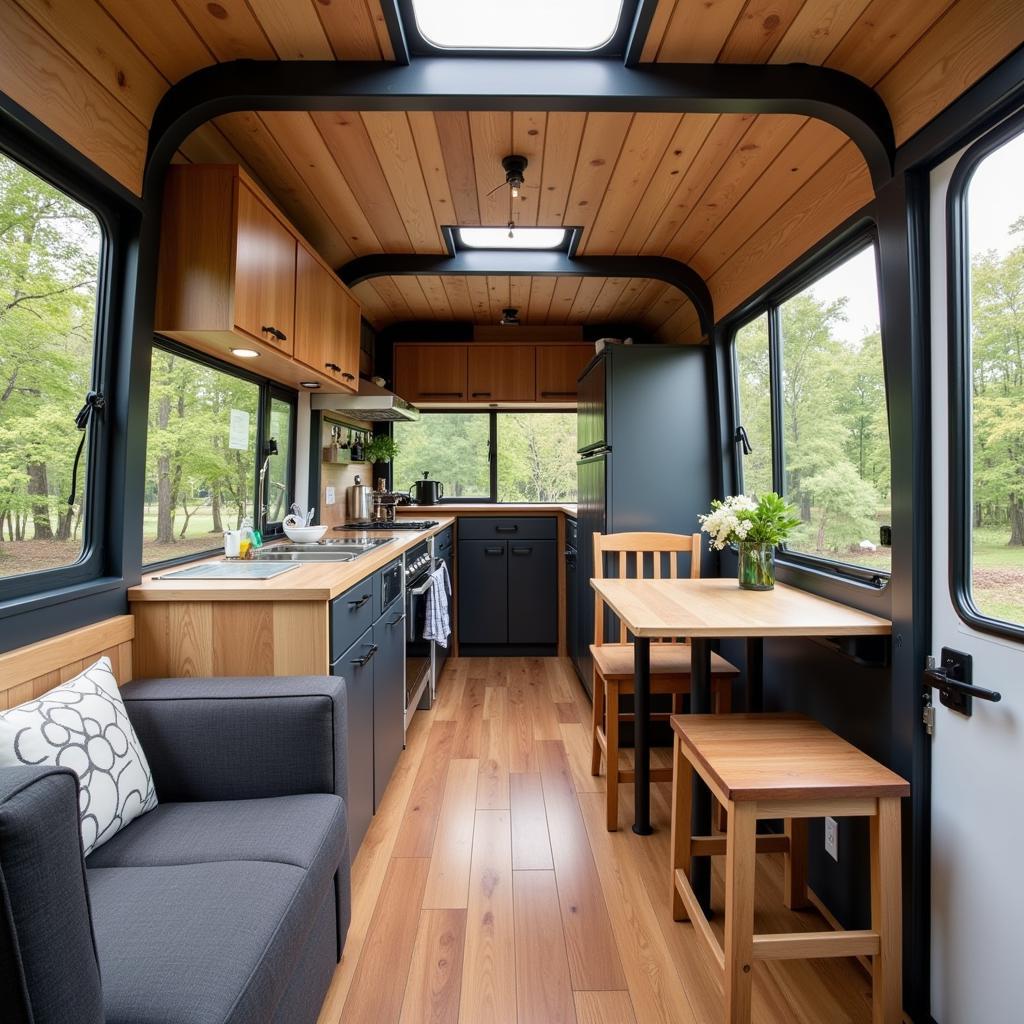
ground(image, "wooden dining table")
xmin=589 ymin=576 xmax=892 ymax=914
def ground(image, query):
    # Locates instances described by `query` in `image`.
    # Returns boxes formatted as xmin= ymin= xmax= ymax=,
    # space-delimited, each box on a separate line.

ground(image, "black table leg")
xmin=632 ymin=635 xmax=652 ymax=835
xmin=689 ymin=636 xmax=712 ymax=915
xmin=745 ymin=636 xmax=764 ymax=712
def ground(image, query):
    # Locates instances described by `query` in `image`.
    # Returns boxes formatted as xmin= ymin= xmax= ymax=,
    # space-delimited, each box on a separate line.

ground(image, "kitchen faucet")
xmin=257 ymin=438 xmax=278 ymax=533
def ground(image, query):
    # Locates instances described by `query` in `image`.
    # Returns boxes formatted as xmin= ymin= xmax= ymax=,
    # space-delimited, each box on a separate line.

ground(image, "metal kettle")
xmin=346 ymin=474 xmax=373 ymax=520
xmin=409 ymin=472 xmax=444 ymax=505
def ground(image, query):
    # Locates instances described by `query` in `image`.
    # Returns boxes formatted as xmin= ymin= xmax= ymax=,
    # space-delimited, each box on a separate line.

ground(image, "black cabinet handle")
xmin=495 ymin=525 xmax=518 ymax=533
xmin=540 ymin=390 xmax=576 ymax=397
xmin=484 ymin=546 xmax=504 ymax=555
xmin=511 ymin=546 xmax=532 ymax=555
xmin=348 ymin=593 xmax=371 ymax=609
xmin=325 ymin=362 xmax=341 ymax=372
xmin=419 ymin=391 xmax=464 ymax=398
xmin=387 ymin=614 xmax=404 ymax=626
xmin=350 ymin=643 xmax=378 ymax=667
xmin=342 ymin=372 xmax=355 ymax=380
xmin=471 ymin=391 xmax=492 ymax=397
xmin=262 ymin=325 xmax=287 ymax=341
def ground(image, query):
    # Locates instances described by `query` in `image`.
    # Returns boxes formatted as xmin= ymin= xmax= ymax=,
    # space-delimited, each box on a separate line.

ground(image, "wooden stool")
xmin=589 ymin=531 xmax=739 ymax=831
xmin=669 ymin=713 xmax=910 ymax=1024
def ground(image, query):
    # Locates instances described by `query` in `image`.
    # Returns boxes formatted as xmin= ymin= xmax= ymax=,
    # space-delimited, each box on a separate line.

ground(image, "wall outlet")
xmin=824 ymin=816 xmax=839 ymax=862
xmin=325 ymin=486 xmax=336 ymax=506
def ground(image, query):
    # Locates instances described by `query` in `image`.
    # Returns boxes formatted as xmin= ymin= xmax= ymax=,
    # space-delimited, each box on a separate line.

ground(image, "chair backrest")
xmin=592 ymin=531 xmax=702 ymax=646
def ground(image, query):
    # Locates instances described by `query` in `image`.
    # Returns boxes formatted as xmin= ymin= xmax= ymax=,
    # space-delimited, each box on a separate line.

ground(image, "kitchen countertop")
xmin=396 ymin=503 xmax=577 ymax=516
xmin=128 ymin=517 xmax=456 ymax=603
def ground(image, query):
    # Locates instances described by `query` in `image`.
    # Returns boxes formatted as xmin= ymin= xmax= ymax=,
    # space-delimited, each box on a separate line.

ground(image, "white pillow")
xmin=0 ymin=656 xmax=157 ymax=855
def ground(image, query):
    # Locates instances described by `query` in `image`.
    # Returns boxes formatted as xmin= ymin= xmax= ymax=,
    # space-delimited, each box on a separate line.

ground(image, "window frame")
xmin=729 ymin=227 xmax=893 ymax=589
xmin=0 ymin=133 xmax=118 ymax=604
xmin=391 ymin=408 xmax=578 ymax=504
xmin=142 ymin=339 xmax=297 ymax=571
xmin=398 ymin=0 xmax=637 ymax=58
xmin=946 ymin=108 xmax=1024 ymax=644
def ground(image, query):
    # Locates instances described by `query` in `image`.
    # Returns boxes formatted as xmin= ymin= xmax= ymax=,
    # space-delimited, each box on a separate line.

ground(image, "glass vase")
xmin=737 ymin=541 xmax=775 ymax=591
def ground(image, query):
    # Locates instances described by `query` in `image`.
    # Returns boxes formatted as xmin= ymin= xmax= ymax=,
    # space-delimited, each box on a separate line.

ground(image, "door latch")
xmin=923 ymin=648 xmax=1002 ymax=718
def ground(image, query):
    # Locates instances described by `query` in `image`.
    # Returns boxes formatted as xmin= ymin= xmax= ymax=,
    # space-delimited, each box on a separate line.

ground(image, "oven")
xmin=404 ymin=538 xmax=435 ymax=720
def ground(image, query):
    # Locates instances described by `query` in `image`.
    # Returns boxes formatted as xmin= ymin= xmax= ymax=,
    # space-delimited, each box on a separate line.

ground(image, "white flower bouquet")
xmin=698 ymin=492 xmax=801 ymax=551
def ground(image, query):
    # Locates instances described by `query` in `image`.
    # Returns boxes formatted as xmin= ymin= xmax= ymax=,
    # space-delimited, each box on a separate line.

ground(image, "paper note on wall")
xmin=229 ymin=409 xmax=250 ymax=450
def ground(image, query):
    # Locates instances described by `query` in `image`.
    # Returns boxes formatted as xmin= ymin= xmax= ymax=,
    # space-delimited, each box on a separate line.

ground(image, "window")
xmin=733 ymin=242 xmax=892 ymax=577
xmin=955 ymin=124 xmax=1024 ymax=629
xmin=143 ymin=345 xmax=295 ymax=566
xmin=409 ymin=0 xmax=625 ymax=51
xmin=0 ymin=150 xmax=103 ymax=585
xmin=393 ymin=411 xmax=577 ymax=502
xmin=458 ymin=227 xmax=568 ymax=250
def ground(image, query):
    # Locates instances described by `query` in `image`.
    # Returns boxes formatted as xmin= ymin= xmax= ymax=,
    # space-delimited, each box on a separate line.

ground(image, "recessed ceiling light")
xmin=299 ymin=381 xmax=321 ymax=389
xmin=458 ymin=226 xmax=567 ymax=250
xmin=411 ymin=0 xmax=624 ymax=51
xmin=231 ymin=348 xmax=260 ymax=359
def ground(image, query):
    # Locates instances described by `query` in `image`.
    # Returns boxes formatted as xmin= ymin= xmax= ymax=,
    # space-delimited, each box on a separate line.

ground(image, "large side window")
xmin=733 ymin=242 xmax=892 ymax=578
xmin=393 ymin=412 xmax=491 ymax=500
xmin=0 ymin=150 xmax=103 ymax=586
xmin=143 ymin=344 xmax=295 ymax=566
xmin=956 ymin=125 xmax=1024 ymax=629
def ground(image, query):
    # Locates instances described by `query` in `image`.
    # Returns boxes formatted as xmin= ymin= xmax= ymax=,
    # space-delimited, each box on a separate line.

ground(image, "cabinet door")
xmin=332 ymin=628 xmax=375 ymax=854
xmin=457 ymin=540 xmax=507 ymax=643
xmin=331 ymin=285 xmax=361 ymax=391
xmin=372 ymin=606 xmax=406 ymax=809
xmin=467 ymin=345 xmax=536 ymax=401
xmin=234 ymin=184 xmax=296 ymax=353
xmin=536 ymin=344 xmax=594 ymax=401
xmin=508 ymin=540 xmax=557 ymax=644
xmin=293 ymin=244 xmax=329 ymax=375
xmin=393 ymin=344 xmax=468 ymax=402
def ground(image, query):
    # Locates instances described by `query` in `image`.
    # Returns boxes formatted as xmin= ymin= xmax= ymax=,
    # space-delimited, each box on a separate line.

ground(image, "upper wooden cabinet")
xmin=394 ymin=344 xmax=468 ymax=403
xmin=535 ymin=344 xmax=594 ymax=401
xmin=468 ymin=345 xmax=535 ymax=402
xmin=156 ymin=165 xmax=360 ymax=392
xmin=294 ymin=244 xmax=360 ymax=390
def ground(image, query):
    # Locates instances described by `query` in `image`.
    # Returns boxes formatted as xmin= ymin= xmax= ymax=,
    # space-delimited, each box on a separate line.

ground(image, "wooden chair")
xmin=669 ymin=713 xmax=910 ymax=1024
xmin=589 ymin=531 xmax=739 ymax=831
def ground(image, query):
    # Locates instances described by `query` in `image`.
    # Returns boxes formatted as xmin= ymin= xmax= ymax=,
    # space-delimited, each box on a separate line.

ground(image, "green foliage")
xmin=364 ymin=434 xmax=400 ymax=464
xmin=742 ymin=492 xmax=802 ymax=546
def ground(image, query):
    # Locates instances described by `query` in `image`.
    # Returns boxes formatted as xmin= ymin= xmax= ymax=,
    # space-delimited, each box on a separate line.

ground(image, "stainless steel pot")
xmin=408 ymin=472 xmax=444 ymax=505
xmin=346 ymin=474 xmax=373 ymax=520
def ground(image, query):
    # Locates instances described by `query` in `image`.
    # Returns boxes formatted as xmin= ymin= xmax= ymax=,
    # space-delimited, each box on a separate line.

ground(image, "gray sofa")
xmin=0 ymin=676 xmax=351 ymax=1024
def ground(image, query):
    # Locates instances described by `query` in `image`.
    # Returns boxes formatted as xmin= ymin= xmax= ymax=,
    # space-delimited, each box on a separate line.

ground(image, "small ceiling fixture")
xmin=299 ymin=381 xmax=321 ymax=389
xmin=500 ymin=155 xmax=527 ymax=200
xmin=231 ymin=348 xmax=260 ymax=358
xmin=500 ymin=307 xmax=520 ymax=326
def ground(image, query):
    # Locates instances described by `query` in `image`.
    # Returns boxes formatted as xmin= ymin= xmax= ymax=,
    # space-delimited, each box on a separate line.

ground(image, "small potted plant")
xmin=698 ymin=492 xmax=801 ymax=590
xmin=364 ymin=435 xmax=399 ymax=465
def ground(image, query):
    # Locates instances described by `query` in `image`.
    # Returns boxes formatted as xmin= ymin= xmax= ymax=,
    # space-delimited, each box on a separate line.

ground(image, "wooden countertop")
xmin=128 ymin=518 xmax=456 ymax=603
xmin=396 ymin=503 xmax=577 ymax=515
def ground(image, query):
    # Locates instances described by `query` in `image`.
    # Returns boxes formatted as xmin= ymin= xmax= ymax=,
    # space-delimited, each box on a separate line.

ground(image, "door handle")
xmin=495 ymin=525 xmax=518 ymax=533
xmin=923 ymin=648 xmax=1002 ymax=719
xmin=342 ymin=372 xmax=355 ymax=381
xmin=387 ymin=614 xmax=404 ymax=626
xmin=540 ymin=390 xmax=576 ymax=397
xmin=351 ymin=643 xmax=378 ymax=667
xmin=262 ymin=325 xmax=287 ymax=341
xmin=348 ymin=593 xmax=371 ymax=609
xmin=419 ymin=391 xmax=464 ymax=398
xmin=471 ymin=391 xmax=492 ymax=397
xmin=511 ymin=546 xmax=532 ymax=555
xmin=484 ymin=546 xmax=503 ymax=555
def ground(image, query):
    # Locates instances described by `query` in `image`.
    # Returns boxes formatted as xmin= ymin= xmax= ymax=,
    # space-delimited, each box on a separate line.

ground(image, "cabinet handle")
xmin=495 ymin=525 xmax=518 ymax=533
xmin=342 ymin=372 xmax=355 ymax=380
xmin=351 ymin=643 xmax=378 ymax=667
xmin=419 ymin=391 xmax=464 ymax=398
xmin=511 ymin=546 xmax=533 ymax=555
xmin=325 ymin=362 xmax=341 ymax=372
xmin=348 ymin=593 xmax=371 ymax=609
xmin=387 ymin=614 xmax=404 ymax=626
xmin=262 ymin=325 xmax=287 ymax=342
xmin=471 ymin=391 xmax=492 ymax=397
xmin=484 ymin=546 xmax=504 ymax=555
xmin=540 ymin=390 xmax=575 ymax=397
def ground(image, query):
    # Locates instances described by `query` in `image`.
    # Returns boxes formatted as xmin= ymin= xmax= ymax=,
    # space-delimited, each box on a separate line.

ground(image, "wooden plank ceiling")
xmin=1 ymin=0 xmax=1021 ymax=336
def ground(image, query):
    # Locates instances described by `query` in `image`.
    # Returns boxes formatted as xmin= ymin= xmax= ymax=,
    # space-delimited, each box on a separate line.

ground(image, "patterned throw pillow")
xmin=0 ymin=656 xmax=157 ymax=855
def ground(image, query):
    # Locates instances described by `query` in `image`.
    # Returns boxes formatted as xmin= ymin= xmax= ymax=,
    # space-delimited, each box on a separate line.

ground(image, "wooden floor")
xmin=316 ymin=657 xmax=877 ymax=1024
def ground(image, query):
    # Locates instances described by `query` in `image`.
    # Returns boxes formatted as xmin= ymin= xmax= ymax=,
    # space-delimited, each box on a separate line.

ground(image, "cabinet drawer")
xmin=457 ymin=516 xmax=556 ymax=540
xmin=330 ymin=577 xmax=374 ymax=659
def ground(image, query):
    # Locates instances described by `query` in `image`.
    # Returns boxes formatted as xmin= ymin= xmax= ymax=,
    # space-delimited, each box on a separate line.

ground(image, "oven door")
xmin=405 ymin=571 xmax=433 ymax=711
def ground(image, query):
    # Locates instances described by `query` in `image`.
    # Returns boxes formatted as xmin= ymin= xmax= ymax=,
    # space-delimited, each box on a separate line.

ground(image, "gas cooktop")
xmin=336 ymin=520 xmax=440 ymax=531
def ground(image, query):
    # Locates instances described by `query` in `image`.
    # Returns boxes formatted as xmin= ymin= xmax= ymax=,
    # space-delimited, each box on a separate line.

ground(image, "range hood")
xmin=310 ymin=377 xmax=420 ymax=421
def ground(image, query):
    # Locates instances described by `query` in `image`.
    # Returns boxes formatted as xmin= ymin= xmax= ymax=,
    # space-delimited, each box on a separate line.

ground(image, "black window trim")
xmin=397 ymin=0 xmax=639 ymax=58
xmin=0 ymin=128 xmax=122 ymax=604
xmin=946 ymin=106 xmax=1024 ymax=645
xmin=142 ymin=338 xmax=298 ymax=571
xmin=729 ymin=224 xmax=893 ymax=590
xmin=393 ymin=408 xmax=577 ymax=504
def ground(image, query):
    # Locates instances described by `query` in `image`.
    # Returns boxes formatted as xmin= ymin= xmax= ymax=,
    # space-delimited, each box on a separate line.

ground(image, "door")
xmin=576 ymin=353 xmax=606 ymax=453
xmin=373 ymin=605 xmax=405 ymax=808
xmin=575 ymin=451 xmax=606 ymax=689
xmin=393 ymin=344 xmax=468 ymax=402
xmin=234 ymin=183 xmax=295 ymax=353
xmin=457 ymin=539 xmax=507 ymax=643
xmin=467 ymin=344 xmax=535 ymax=401
xmin=536 ymin=343 xmax=594 ymax=401
xmin=927 ymin=121 xmax=1024 ymax=1023
xmin=508 ymin=540 xmax=557 ymax=644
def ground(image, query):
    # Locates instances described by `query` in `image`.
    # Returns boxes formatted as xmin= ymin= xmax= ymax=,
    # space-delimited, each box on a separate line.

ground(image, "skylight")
xmin=410 ymin=0 xmax=625 ymax=51
xmin=458 ymin=227 xmax=568 ymax=250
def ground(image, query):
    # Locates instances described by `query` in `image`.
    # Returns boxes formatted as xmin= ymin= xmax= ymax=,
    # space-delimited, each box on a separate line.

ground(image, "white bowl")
xmin=283 ymin=524 xmax=328 ymax=544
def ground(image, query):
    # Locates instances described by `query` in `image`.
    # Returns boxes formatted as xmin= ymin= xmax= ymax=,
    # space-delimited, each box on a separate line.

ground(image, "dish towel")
xmin=423 ymin=561 xmax=452 ymax=648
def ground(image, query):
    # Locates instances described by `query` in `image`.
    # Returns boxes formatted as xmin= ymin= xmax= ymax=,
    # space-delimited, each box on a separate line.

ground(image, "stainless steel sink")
xmin=253 ymin=539 xmax=389 ymax=562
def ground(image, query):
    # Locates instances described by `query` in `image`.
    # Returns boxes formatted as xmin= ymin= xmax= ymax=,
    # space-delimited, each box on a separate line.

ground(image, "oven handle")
xmin=409 ymin=578 xmax=434 ymax=597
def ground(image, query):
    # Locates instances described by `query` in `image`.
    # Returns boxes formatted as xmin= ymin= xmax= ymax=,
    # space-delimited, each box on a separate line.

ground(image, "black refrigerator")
xmin=572 ymin=344 xmax=717 ymax=693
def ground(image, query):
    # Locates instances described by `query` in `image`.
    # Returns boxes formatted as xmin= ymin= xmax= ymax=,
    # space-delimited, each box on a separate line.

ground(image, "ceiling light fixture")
xmin=500 ymin=307 xmax=520 ymax=326
xmin=299 ymin=381 xmax=321 ymax=389
xmin=457 ymin=226 xmax=567 ymax=250
xmin=231 ymin=348 xmax=260 ymax=358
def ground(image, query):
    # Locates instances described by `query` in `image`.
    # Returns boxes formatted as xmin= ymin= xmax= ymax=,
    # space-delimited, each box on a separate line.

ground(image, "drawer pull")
xmin=325 ymin=362 xmax=341 ymax=372
xmin=484 ymin=546 xmax=504 ymax=555
xmin=540 ymin=390 xmax=576 ymax=397
xmin=342 ymin=372 xmax=355 ymax=380
xmin=419 ymin=391 xmax=464 ymax=398
xmin=495 ymin=525 xmax=518 ymax=533
xmin=387 ymin=614 xmax=404 ymax=626
xmin=471 ymin=391 xmax=492 ymax=397
xmin=511 ymin=546 xmax=532 ymax=555
xmin=262 ymin=325 xmax=287 ymax=342
xmin=348 ymin=593 xmax=371 ymax=609
xmin=351 ymin=643 xmax=378 ymax=667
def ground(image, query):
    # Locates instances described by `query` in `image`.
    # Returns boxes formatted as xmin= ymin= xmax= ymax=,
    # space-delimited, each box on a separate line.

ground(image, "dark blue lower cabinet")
xmin=458 ymin=540 xmax=509 ymax=644
xmin=508 ymin=540 xmax=557 ymax=644
xmin=331 ymin=628 xmax=375 ymax=854
xmin=372 ymin=604 xmax=406 ymax=809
